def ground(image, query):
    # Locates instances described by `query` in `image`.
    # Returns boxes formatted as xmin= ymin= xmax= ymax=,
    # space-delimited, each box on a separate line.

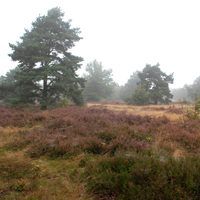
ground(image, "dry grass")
xmin=0 ymin=150 xmax=92 ymax=200
xmin=87 ymin=103 xmax=192 ymax=120
xmin=0 ymin=120 xmax=93 ymax=200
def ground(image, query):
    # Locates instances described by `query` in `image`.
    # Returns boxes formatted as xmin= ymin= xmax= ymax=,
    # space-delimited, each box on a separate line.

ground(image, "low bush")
xmin=85 ymin=155 xmax=200 ymax=200
xmin=2 ymin=106 xmax=197 ymax=159
xmin=0 ymin=156 xmax=40 ymax=198
xmin=0 ymin=107 xmax=45 ymax=127
xmin=97 ymin=131 xmax=116 ymax=144
xmin=195 ymin=98 xmax=200 ymax=113
xmin=1 ymin=105 xmax=200 ymax=199
xmin=0 ymin=157 xmax=39 ymax=180
xmin=84 ymin=137 xmax=105 ymax=155
xmin=5 ymin=130 xmax=30 ymax=151
xmin=185 ymin=109 xmax=200 ymax=120
xmin=185 ymin=100 xmax=200 ymax=120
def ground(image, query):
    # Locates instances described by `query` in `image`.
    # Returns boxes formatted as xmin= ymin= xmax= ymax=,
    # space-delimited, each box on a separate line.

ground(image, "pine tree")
xmin=138 ymin=63 xmax=173 ymax=104
xmin=9 ymin=7 xmax=84 ymax=109
xmin=83 ymin=60 xmax=114 ymax=101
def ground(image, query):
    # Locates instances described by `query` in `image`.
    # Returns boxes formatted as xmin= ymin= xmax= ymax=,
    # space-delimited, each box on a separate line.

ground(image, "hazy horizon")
xmin=1 ymin=0 xmax=200 ymax=88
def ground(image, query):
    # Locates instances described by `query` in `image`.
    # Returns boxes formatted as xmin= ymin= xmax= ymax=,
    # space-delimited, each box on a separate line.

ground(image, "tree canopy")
xmin=83 ymin=60 xmax=115 ymax=102
xmin=0 ymin=67 xmax=37 ymax=105
xmin=128 ymin=64 xmax=174 ymax=105
xmin=8 ymin=7 xmax=84 ymax=108
xmin=120 ymin=72 xmax=140 ymax=103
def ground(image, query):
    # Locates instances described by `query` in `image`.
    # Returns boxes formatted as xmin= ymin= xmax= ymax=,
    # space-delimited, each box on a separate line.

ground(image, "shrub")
xmin=185 ymin=109 xmax=200 ymax=120
xmin=85 ymin=156 xmax=200 ymax=200
xmin=0 ymin=157 xmax=39 ymax=180
xmin=2 ymin=106 xmax=200 ymax=160
xmin=195 ymin=98 xmax=200 ymax=113
xmin=84 ymin=138 xmax=105 ymax=155
xmin=5 ymin=130 xmax=30 ymax=151
xmin=0 ymin=107 xmax=45 ymax=127
xmin=185 ymin=100 xmax=200 ymax=120
xmin=97 ymin=131 xmax=116 ymax=144
xmin=0 ymin=156 xmax=40 ymax=198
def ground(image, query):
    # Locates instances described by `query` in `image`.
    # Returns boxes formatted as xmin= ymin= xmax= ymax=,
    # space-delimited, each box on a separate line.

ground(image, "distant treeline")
xmin=83 ymin=60 xmax=200 ymax=104
xmin=83 ymin=60 xmax=174 ymax=105
xmin=172 ymin=77 xmax=200 ymax=103
xmin=0 ymin=7 xmax=199 ymax=109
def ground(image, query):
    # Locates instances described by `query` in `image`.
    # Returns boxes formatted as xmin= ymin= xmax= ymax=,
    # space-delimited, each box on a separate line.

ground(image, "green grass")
xmin=84 ymin=155 xmax=200 ymax=200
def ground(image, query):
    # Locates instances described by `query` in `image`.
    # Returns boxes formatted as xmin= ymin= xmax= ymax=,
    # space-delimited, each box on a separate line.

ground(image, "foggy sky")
xmin=0 ymin=0 xmax=200 ymax=88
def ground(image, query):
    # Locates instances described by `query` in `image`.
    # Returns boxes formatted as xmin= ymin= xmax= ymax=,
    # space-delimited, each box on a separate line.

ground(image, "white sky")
xmin=0 ymin=0 xmax=200 ymax=88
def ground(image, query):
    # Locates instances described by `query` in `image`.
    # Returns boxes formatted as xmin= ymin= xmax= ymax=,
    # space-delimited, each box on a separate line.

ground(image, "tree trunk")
xmin=41 ymin=76 xmax=48 ymax=110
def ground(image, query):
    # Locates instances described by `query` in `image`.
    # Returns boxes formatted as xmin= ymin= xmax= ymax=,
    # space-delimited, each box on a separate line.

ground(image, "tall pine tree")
xmin=83 ymin=60 xmax=114 ymax=102
xmin=9 ymin=7 xmax=84 ymax=109
xmin=138 ymin=63 xmax=174 ymax=104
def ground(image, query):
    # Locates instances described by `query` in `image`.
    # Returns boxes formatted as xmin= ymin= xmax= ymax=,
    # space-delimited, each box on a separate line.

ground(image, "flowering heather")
xmin=1 ymin=106 xmax=199 ymax=157
xmin=1 ymin=105 xmax=200 ymax=199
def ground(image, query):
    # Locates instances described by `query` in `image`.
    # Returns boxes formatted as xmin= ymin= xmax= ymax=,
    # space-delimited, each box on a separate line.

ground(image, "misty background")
xmin=1 ymin=0 xmax=200 ymax=87
xmin=0 ymin=0 xmax=200 ymax=106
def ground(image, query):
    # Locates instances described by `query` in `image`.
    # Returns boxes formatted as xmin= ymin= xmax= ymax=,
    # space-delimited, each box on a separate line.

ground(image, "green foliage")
xmin=128 ymin=85 xmax=149 ymax=105
xmin=121 ymin=72 xmax=140 ymax=102
xmin=7 ymin=7 xmax=84 ymax=109
xmin=83 ymin=60 xmax=115 ymax=101
xmin=85 ymin=156 xmax=200 ymax=200
xmin=57 ymin=97 xmax=71 ymax=107
xmin=0 ymin=67 xmax=38 ymax=106
xmin=129 ymin=63 xmax=174 ymax=105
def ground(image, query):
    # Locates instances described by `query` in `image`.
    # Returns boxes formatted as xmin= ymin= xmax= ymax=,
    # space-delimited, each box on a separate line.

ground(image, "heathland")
xmin=0 ymin=103 xmax=200 ymax=200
